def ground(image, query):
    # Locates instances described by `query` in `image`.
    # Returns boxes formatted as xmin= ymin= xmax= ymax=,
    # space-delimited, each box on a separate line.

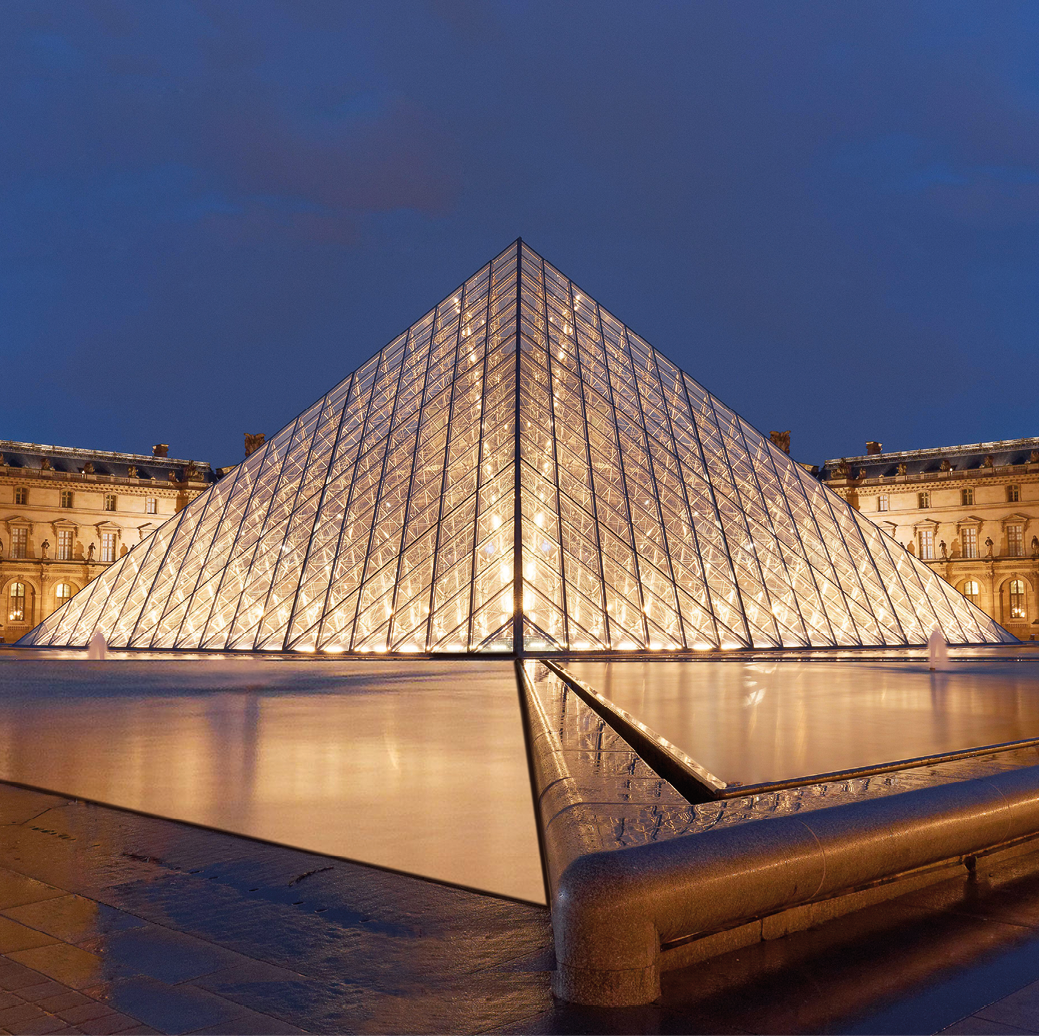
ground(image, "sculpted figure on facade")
xmin=985 ymin=537 xmax=994 ymax=558
xmin=40 ymin=458 xmax=51 ymax=471
xmin=983 ymin=454 xmax=995 ymax=468
xmin=82 ymin=462 xmax=94 ymax=475
xmin=897 ymin=463 xmax=907 ymax=475
xmin=245 ymin=433 xmax=266 ymax=458
xmin=40 ymin=539 xmax=49 ymax=560
xmin=833 ymin=459 xmax=850 ymax=478
xmin=184 ymin=460 xmax=200 ymax=481
xmin=940 ymin=540 xmax=948 ymax=560
xmin=126 ymin=465 xmax=137 ymax=478
xmin=86 ymin=542 xmax=95 ymax=561
xmin=769 ymin=430 xmax=790 ymax=454
xmin=940 ymin=459 xmax=951 ymax=472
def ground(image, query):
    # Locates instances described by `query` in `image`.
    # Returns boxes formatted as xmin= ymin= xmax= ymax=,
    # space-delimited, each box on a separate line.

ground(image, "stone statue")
xmin=906 ymin=541 xmax=916 ymax=556
xmin=1032 ymin=535 xmax=1039 ymax=558
xmin=857 ymin=467 xmax=866 ymax=480
xmin=769 ymin=430 xmax=790 ymax=454
xmin=897 ymin=463 xmax=907 ymax=475
xmin=245 ymin=433 xmax=266 ymax=458
xmin=40 ymin=457 xmax=51 ymax=471
xmin=834 ymin=459 xmax=851 ymax=477
xmin=1031 ymin=450 xmax=1039 ymax=463
xmin=985 ymin=537 xmax=994 ymax=558
xmin=127 ymin=465 xmax=137 ymax=478
xmin=983 ymin=454 xmax=995 ymax=468
xmin=184 ymin=460 xmax=199 ymax=480
xmin=87 ymin=542 xmax=95 ymax=561
xmin=167 ymin=470 xmax=178 ymax=482
xmin=0 ymin=540 xmax=4 ymax=560
xmin=40 ymin=539 xmax=49 ymax=560
xmin=940 ymin=540 xmax=948 ymax=559
xmin=940 ymin=459 xmax=951 ymax=472
xmin=82 ymin=462 xmax=94 ymax=475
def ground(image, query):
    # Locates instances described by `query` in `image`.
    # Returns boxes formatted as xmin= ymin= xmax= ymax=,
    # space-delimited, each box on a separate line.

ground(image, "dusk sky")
xmin=3 ymin=0 xmax=1038 ymax=469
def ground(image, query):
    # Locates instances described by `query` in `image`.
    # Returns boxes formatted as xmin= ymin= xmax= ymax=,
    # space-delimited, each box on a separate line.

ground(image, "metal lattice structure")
xmin=21 ymin=241 xmax=1012 ymax=653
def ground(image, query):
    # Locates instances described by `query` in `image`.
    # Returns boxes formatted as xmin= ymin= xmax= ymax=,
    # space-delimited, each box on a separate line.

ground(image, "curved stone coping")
xmin=518 ymin=662 xmax=1039 ymax=1008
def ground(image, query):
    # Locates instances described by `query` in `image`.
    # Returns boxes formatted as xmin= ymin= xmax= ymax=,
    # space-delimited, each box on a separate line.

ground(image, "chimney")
xmin=152 ymin=444 xmax=169 ymax=458
xmin=244 ymin=433 xmax=266 ymax=458
xmin=866 ymin=441 xmax=882 ymax=455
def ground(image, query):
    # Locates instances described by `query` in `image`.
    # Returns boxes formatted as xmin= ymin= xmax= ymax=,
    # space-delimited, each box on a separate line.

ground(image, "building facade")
xmin=823 ymin=437 xmax=1039 ymax=641
xmin=0 ymin=441 xmax=216 ymax=643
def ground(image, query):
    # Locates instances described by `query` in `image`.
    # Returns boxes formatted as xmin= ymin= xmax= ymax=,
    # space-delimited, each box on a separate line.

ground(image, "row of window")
xmin=961 ymin=579 xmax=1027 ymax=620
xmin=12 ymin=488 xmax=157 ymax=513
xmin=881 ymin=485 xmax=1023 ymax=511
xmin=7 ymin=581 xmax=73 ymax=623
xmin=917 ymin=525 xmax=1026 ymax=560
xmin=7 ymin=530 xmax=118 ymax=562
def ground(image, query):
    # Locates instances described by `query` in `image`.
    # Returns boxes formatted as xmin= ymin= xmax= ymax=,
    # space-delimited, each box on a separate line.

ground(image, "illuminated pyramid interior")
xmin=22 ymin=241 xmax=1012 ymax=653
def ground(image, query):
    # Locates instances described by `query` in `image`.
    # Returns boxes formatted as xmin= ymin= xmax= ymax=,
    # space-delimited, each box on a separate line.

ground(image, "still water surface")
xmin=0 ymin=658 xmax=544 ymax=903
xmin=567 ymin=660 xmax=1039 ymax=787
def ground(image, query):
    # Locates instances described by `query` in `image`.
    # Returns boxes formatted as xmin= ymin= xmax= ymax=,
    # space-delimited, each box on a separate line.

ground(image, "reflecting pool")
xmin=0 ymin=659 xmax=544 ymax=903
xmin=566 ymin=660 xmax=1039 ymax=788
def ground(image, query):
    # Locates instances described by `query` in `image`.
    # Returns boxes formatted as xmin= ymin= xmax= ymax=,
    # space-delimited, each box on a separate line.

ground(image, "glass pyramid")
xmin=21 ymin=241 xmax=1013 ymax=653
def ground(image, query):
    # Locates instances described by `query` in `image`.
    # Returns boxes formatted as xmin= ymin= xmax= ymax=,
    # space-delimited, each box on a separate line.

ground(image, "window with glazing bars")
xmin=14 ymin=488 xmax=27 ymax=505
xmin=918 ymin=528 xmax=934 ymax=560
xmin=10 ymin=528 xmax=27 ymax=559
xmin=1008 ymin=484 xmax=1020 ymax=503
xmin=100 ymin=532 xmax=117 ymax=563
xmin=918 ymin=492 xmax=930 ymax=508
xmin=962 ymin=487 xmax=973 ymax=506
xmin=877 ymin=494 xmax=888 ymax=512
xmin=60 ymin=490 xmax=73 ymax=508
xmin=1008 ymin=525 xmax=1024 ymax=557
xmin=963 ymin=579 xmax=980 ymax=604
xmin=961 ymin=526 xmax=978 ymax=559
xmin=146 ymin=497 xmax=157 ymax=514
xmin=104 ymin=494 xmax=116 ymax=511
xmin=8 ymin=583 xmax=25 ymax=622
xmin=57 ymin=530 xmax=73 ymax=561
xmin=1009 ymin=579 xmax=1026 ymax=620
xmin=55 ymin=583 xmax=73 ymax=606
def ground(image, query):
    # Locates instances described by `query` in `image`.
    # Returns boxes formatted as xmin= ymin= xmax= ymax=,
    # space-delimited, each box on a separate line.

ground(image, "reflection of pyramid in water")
xmin=23 ymin=241 xmax=1012 ymax=653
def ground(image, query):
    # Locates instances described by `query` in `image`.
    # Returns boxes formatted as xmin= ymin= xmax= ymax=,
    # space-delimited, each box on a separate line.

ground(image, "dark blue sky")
xmin=4 ymin=0 xmax=1038 ymax=467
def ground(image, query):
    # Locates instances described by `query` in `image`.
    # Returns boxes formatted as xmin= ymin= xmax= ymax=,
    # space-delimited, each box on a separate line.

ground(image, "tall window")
xmin=963 ymin=580 xmax=980 ymax=605
xmin=961 ymin=487 xmax=974 ymax=506
xmin=55 ymin=583 xmax=73 ymax=607
xmin=104 ymin=494 xmax=116 ymax=512
xmin=1009 ymin=579 xmax=1026 ymax=620
xmin=146 ymin=497 xmax=157 ymax=515
xmin=1008 ymin=484 xmax=1020 ymax=503
xmin=1007 ymin=525 xmax=1024 ymax=557
xmin=918 ymin=492 xmax=930 ymax=509
xmin=11 ymin=528 xmax=27 ymax=560
xmin=100 ymin=532 xmax=117 ymax=563
xmin=14 ymin=488 xmax=27 ymax=505
xmin=877 ymin=494 xmax=889 ymax=512
xmin=57 ymin=530 xmax=73 ymax=561
xmin=961 ymin=527 xmax=978 ymax=559
xmin=8 ymin=583 xmax=25 ymax=623
xmin=919 ymin=528 xmax=935 ymax=560
xmin=60 ymin=490 xmax=73 ymax=509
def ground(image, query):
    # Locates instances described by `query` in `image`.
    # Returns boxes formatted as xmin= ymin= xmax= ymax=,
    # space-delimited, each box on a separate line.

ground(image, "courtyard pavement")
xmin=1 ymin=780 xmax=1039 ymax=1033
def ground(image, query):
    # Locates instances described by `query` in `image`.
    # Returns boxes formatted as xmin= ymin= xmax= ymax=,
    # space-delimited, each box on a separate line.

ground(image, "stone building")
xmin=0 ymin=441 xmax=215 ymax=642
xmin=822 ymin=437 xmax=1039 ymax=641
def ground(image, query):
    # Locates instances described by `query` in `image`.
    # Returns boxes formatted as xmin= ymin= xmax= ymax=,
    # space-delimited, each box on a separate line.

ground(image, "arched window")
xmin=55 ymin=583 xmax=73 ymax=607
xmin=8 ymin=583 xmax=25 ymax=623
xmin=962 ymin=580 xmax=980 ymax=605
xmin=1009 ymin=579 xmax=1026 ymax=620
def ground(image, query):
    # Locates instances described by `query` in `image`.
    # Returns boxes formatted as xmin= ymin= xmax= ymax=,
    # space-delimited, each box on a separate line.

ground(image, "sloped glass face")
xmin=21 ymin=242 xmax=1013 ymax=652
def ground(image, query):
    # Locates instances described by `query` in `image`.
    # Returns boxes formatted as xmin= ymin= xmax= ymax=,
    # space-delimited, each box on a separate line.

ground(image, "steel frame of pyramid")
xmin=21 ymin=241 xmax=1013 ymax=655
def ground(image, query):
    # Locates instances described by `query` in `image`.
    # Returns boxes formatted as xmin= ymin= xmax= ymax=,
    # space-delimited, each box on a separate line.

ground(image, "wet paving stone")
xmin=2 ymin=897 xmax=148 ymax=948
